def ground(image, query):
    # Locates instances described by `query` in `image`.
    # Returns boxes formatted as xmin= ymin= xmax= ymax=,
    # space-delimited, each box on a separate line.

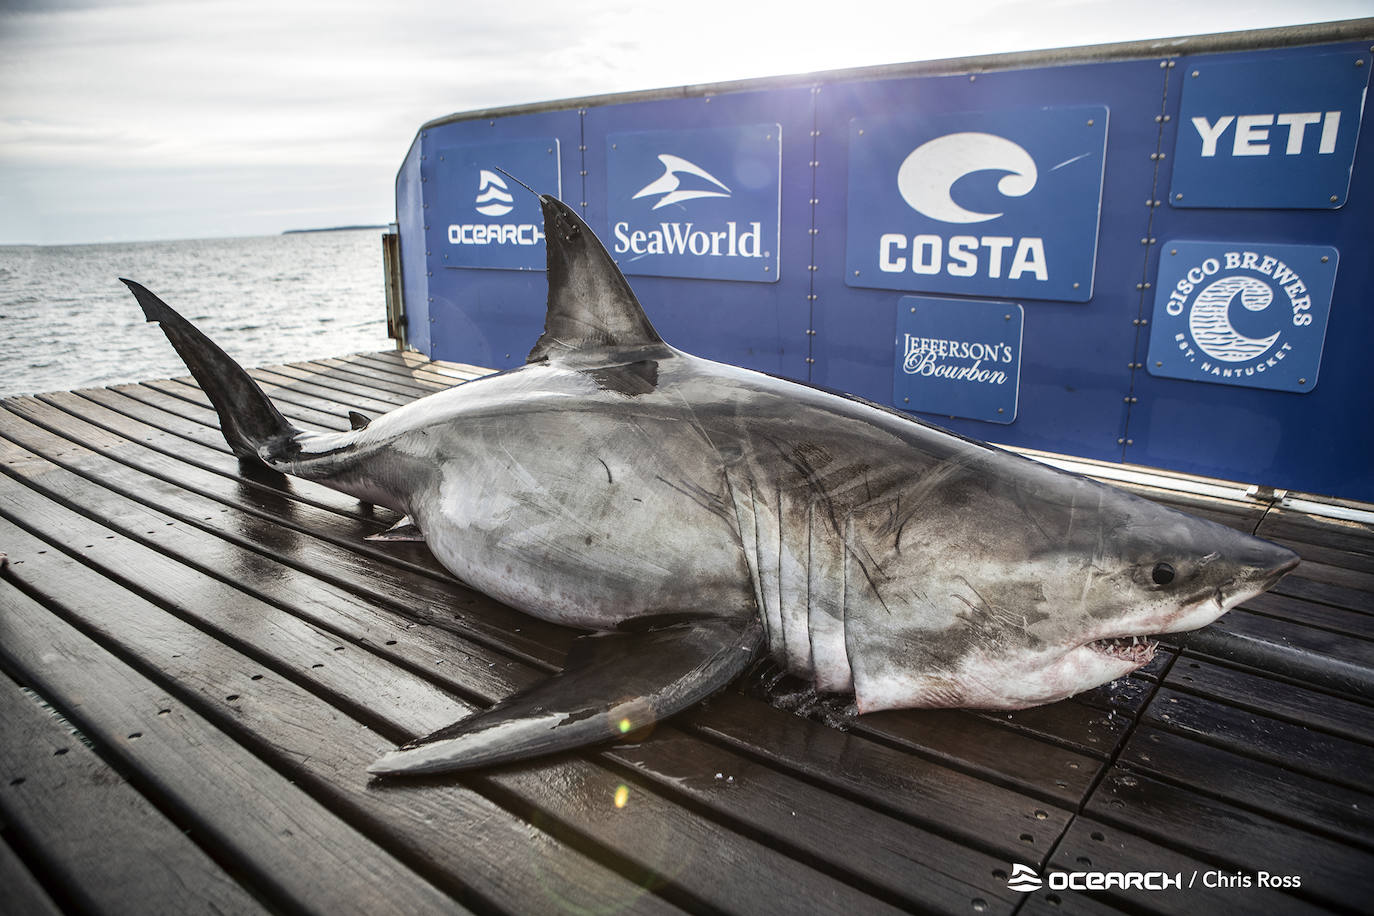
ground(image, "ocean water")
xmin=0 ymin=230 xmax=394 ymax=398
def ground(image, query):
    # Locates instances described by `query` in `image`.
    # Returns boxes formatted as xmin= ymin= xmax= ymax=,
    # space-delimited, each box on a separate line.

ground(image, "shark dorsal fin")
xmin=527 ymin=195 xmax=664 ymax=364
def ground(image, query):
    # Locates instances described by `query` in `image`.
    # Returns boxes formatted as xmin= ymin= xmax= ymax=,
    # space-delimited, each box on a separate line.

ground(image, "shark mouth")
xmin=1085 ymin=634 xmax=1159 ymax=666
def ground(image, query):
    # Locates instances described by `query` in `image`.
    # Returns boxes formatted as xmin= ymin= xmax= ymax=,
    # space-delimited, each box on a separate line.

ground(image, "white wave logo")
xmin=898 ymin=133 xmax=1037 ymax=223
xmin=475 ymin=170 xmax=514 ymax=217
xmin=1007 ymin=863 xmax=1043 ymax=892
xmin=632 ymin=154 xmax=731 ymax=210
xmin=1189 ymin=275 xmax=1281 ymax=362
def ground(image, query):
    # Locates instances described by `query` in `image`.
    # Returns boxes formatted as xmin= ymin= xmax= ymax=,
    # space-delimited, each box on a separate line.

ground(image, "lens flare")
xmin=613 ymin=784 xmax=630 ymax=809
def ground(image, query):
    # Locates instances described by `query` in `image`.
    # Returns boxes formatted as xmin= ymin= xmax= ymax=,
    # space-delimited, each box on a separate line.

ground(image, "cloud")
xmin=0 ymin=0 xmax=1366 ymax=243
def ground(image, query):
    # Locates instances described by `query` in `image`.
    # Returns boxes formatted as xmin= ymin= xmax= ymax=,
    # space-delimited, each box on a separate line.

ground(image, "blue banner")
xmin=1146 ymin=240 xmax=1337 ymax=393
xmin=1169 ymin=49 xmax=1370 ymax=209
xmin=893 ymin=296 xmax=1023 ymax=424
xmin=436 ymin=139 xmax=561 ymax=270
xmin=606 ymin=125 xmax=781 ymax=282
xmin=846 ymin=106 xmax=1107 ymax=302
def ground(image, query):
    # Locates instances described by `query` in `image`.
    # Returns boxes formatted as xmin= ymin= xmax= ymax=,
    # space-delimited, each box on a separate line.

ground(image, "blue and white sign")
xmin=894 ymin=296 xmax=1023 ymax=424
xmin=1170 ymin=50 xmax=1370 ymax=209
xmin=607 ymin=125 xmax=781 ymax=282
xmin=1146 ymin=241 xmax=1337 ymax=393
xmin=436 ymin=139 xmax=561 ymax=270
xmin=847 ymin=106 xmax=1107 ymax=302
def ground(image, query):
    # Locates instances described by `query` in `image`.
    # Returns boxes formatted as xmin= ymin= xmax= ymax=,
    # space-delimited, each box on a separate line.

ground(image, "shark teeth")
xmin=1086 ymin=634 xmax=1159 ymax=665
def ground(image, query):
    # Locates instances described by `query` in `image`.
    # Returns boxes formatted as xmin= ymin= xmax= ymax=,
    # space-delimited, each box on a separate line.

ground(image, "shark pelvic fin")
xmin=348 ymin=410 xmax=371 ymax=430
xmin=368 ymin=616 xmax=763 ymax=777
xmin=364 ymin=516 xmax=424 ymax=542
xmin=527 ymin=195 xmax=665 ymax=364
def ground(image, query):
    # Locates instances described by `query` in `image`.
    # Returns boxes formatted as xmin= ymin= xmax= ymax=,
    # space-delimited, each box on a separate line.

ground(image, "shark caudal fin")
xmin=120 ymin=279 xmax=300 ymax=467
xmin=526 ymin=194 xmax=665 ymax=364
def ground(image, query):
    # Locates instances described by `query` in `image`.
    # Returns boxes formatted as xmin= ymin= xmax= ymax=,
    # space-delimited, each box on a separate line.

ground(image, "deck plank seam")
xmin=0 ymin=417 xmax=564 ymax=672
xmin=0 ymin=586 xmax=320 ymax=916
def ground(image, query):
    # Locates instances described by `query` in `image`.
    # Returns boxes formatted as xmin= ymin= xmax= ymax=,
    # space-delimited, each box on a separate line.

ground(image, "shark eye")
xmin=1151 ymin=562 xmax=1176 ymax=585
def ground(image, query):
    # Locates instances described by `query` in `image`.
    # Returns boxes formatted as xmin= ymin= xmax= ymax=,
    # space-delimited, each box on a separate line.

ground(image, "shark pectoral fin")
xmin=364 ymin=515 xmax=424 ymax=542
xmin=368 ymin=616 xmax=764 ymax=777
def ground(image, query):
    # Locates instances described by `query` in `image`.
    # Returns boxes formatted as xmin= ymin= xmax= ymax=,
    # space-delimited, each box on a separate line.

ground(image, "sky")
xmin=1 ymin=0 xmax=1369 ymax=245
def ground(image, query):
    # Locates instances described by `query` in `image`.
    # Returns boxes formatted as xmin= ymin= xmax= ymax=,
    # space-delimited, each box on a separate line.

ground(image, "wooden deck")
xmin=0 ymin=350 xmax=1370 ymax=915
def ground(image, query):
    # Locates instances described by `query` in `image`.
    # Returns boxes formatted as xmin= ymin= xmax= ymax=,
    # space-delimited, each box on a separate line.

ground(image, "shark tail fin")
xmin=120 ymin=278 xmax=300 ymax=467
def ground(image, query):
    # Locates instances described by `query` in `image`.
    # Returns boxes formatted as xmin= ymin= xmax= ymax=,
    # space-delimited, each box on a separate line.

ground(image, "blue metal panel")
xmin=582 ymin=88 xmax=814 ymax=377
xmin=395 ymin=34 xmax=1374 ymax=501
xmin=433 ymin=140 xmax=561 ymax=271
xmin=394 ymin=132 xmax=430 ymax=354
xmin=606 ymin=124 xmax=782 ymax=282
xmin=811 ymin=59 xmax=1168 ymax=463
xmin=845 ymin=105 xmax=1107 ymax=302
xmin=1145 ymin=240 xmax=1338 ymax=393
xmin=894 ymin=296 xmax=1023 ymax=424
xmin=1125 ymin=41 xmax=1374 ymax=500
xmin=1169 ymin=50 xmax=1369 ymax=209
xmin=416 ymin=109 xmax=582 ymax=371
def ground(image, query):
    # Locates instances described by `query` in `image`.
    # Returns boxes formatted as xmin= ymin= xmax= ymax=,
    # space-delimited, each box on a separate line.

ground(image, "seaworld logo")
xmin=614 ymin=152 xmax=764 ymax=260
xmin=1162 ymin=249 xmax=1314 ymax=380
xmin=631 ymin=154 xmax=732 ymax=210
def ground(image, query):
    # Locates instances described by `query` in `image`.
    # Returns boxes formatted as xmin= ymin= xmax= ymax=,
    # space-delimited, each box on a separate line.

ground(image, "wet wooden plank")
xmin=0 ymin=579 xmax=469 ymax=916
xmin=1164 ymin=656 xmax=1374 ymax=745
xmin=0 ymin=402 xmax=568 ymax=666
xmin=0 ymin=520 xmax=680 ymax=916
xmin=0 ymin=672 xmax=269 ymax=915
xmin=687 ymin=693 xmax=1073 ymax=861
xmin=1139 ymin=686 xmax=1373 ymax=792
xmin=0 ymin=438 xmax=925 ymax=914
xmin=1044 ymin=816 xmax=1330 ymax=916
xmin=0 ymin=839 xmax=64 ymax=916
xmin=1118 ymin=725 xmax=1374 ymax=849
xmin=1084 ymin=767 xmax=1372 ymax=913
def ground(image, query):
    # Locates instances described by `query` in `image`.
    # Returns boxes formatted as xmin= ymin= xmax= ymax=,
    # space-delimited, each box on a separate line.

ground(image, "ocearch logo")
xmin=474 ymin=170 xmax=515 ymax=217
xmin=1007 ymin=864 xmax=1043 ymax=892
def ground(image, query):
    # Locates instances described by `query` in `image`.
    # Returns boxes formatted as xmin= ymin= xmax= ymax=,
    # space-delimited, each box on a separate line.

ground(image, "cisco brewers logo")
xmin=474 ymin=170 xmax=515 ymax=217
xmin=613 ymin=152 xmax=764 ymax=260
xmin=1148 ymin=241 xmax=1337 ymax=393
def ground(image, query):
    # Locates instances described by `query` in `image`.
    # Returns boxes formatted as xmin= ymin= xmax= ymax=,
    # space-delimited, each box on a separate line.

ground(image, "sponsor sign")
xmin=436 ymin=139 xmax=562 ymax=270
xmin=847 ymin=106 xmax=1108 ymax=302
xmin=607 ymin=125 xmax=781 ymax=282
xmin=1146 ymin=241 xmax=1337 ymax=393
xmin=1170 ymin=49 xmax=1370 ymax=209
xmin=894 ymin=296 xmax=1023 ymax=424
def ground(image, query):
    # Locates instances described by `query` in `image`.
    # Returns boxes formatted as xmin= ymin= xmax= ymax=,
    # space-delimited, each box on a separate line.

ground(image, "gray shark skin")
xmin=120 ymin=193 xmax=1300 ymax=778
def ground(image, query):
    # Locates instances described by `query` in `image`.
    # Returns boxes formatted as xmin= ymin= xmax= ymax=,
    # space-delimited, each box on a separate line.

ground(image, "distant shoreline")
xmin=282 ymin=224 xmax=388 ymax=235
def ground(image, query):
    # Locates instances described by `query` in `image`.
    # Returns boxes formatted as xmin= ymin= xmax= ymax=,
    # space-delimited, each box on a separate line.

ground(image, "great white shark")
xmin=120 ymin=193 xmax=1300 ymax=777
